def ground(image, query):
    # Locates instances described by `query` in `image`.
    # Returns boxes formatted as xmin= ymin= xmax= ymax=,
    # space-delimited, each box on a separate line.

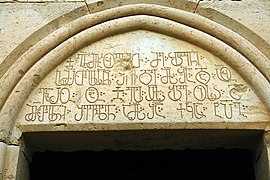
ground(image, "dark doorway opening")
xmin=30 ymin=148 xmax=255 ymax=180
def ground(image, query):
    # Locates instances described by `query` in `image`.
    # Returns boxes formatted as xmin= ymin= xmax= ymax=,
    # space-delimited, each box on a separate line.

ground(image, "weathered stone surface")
xmin=198 ymin=0 xmax=270 ymax=44
xmin=0 ymin=4 xmax=268 ymax=143
xmin=16 ymin=148 xmax=29 ymax=180
xmin=1 ymin=144 xmax=29 ymax=180
xmin=3 ymin=145 xmax=19 ymax=180
xmin=0 ymin=142 xmax=7 ymax=180
xmin=1 ymin=0 xmax=270 ymax=66
xmin=0 ymin=0 xmax=270 ymax=179
xmin=16 ymin=30 xmax=269 ymax=132
xmin=0 ymin=2 xmax=87 ymax=65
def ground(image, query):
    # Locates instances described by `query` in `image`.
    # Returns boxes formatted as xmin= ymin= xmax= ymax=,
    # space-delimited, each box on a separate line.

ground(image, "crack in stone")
xmin=84 ymin=0 xmax=91 ymax=14
xmin=194 ymin=0 xmax=201 ymax=13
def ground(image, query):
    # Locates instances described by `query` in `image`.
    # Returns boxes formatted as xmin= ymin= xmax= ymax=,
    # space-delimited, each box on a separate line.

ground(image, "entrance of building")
xmin=30 ymin=148 xmax=255 ymax=180
xmin=24 ymin=129 xmax=263 ymax=180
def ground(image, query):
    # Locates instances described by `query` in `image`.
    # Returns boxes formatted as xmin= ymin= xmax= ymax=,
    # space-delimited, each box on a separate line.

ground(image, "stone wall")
xmin=0 ymin=0 xmax=270 ymax=179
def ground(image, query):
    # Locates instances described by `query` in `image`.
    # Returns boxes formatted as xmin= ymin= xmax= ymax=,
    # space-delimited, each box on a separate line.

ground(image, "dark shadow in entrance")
xmin=30 ymin=148 xmax=255 ymax=180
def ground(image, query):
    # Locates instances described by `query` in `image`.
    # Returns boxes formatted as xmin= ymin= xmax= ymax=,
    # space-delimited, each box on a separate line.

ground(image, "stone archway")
xmin=0 ymin=1 xmax=270 ymax=179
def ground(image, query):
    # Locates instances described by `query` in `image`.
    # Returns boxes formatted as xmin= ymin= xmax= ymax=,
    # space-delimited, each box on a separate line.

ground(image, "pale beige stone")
xmin=196 ymin=0 xmax=270 ymax=63
xmin=0 ymin=142 xmax=7 ymax=180
xmin=1 ymin=145 xmax=29 ymax=180
xmin=15 ymin=30 xmax=269 ymax=132
xmin=0 ymin=4 xmax=269 ymax=145
xmin=3 ymin=146 xmax=18 ymax=179
xmin=0 ymin=0 xmax=270 ymax=179
xmin=198 ymin=0 xmax=270 ymax=45
xmin=0 ymin=2 xmax=88 ymax=70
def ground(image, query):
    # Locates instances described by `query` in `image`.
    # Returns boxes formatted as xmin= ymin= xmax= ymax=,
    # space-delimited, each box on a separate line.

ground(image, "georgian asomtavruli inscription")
xmin=24 ymin=51 xmax=250 ymax=122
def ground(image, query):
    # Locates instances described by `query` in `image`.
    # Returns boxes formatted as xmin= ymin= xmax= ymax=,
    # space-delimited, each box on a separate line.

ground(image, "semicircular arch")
xmin=0 ymin=4 xmax=269 ymax=144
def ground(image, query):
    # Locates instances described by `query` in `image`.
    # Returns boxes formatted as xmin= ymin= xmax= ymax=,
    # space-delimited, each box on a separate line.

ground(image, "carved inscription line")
xmin=24 ymin=51 xmax=250 ymax=122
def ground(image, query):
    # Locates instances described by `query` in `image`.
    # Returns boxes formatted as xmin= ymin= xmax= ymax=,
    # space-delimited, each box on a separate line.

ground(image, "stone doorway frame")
xmin=0 ymin=1 xmax=270 ymax=179
xmin=26 ymin=130 xmax=264 ymax=179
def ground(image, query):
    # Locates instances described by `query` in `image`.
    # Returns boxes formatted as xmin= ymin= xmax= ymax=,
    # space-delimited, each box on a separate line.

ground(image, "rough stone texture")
xmin=0 ymin=143 xmax=29 ymax=180
xmin=267 ymin=146 xmax=270 ymax=177
xmin=0 ymin=2 xmax=87 ymax=65
xmin=0 ymin=142 xmax=7 ymax=180
xmin=1 ymin=5 xmax=270 ymax=142
xmin=0 ymin=0 xmax=269 ymax=66
xmin=253 ymin=133 xmax=270 ymax=180
xmin=3 ymin=145 xmax=20 ymax=180
xmin=0 ymin=4 xmax=267 ymax=144
xmin=16 ymin=148 xmax=29 ymax=180
xmin=257 ymin=145 xmax=270 ymax=180
xmin=196 ymin=0 xmax=270 ymax=62
xmin=0 ymin=0 xmax=270 ymax=179
xmin=16 ymin=30 xmax=269 ymax=132
xmin=198 ymin=0 xmax=270 ymax=44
